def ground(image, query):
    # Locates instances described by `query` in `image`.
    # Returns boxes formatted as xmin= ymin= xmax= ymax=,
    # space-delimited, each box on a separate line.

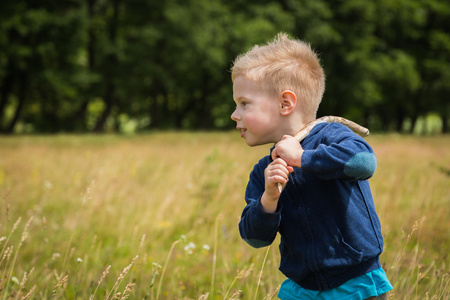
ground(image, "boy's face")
xmin=231 ymin=75 xmax=282 ymax=146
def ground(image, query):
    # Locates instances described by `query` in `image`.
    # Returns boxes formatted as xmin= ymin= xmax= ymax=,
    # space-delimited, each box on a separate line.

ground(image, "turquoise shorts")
xmin=278 ymin=268 xmax=393 ymax=300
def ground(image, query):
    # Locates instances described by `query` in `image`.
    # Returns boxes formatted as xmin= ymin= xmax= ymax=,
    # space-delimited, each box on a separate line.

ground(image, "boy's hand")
xmin=271 ymin=135 xmax=304 ymax=168
xmin=261 ymin=158 xmax=293 ymax=213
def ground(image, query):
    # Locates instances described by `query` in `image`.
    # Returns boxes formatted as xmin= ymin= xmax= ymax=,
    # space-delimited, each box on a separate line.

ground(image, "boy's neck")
xmin=281 ymin=114 xmax=314 ymax=138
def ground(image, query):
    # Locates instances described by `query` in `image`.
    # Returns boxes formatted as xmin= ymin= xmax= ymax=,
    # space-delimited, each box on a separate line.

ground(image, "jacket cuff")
xmin=301 ymin=149 xmax=315 ymax=172
xmin=256 ymin=198 xmax=281 ymax=220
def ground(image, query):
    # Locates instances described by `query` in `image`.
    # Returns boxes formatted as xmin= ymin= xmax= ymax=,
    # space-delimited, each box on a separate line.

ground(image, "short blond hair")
xmin=231 ymin=33 xmax=325 ymax=119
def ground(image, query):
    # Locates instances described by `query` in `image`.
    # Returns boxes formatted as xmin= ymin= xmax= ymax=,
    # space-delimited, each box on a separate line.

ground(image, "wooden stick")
xmin=277 ymin=116 xmax=369 ymax=192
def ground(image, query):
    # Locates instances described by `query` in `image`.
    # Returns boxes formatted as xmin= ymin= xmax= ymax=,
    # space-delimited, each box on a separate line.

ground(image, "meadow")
xmin=0 ymin=132 xmax=449 ymax=299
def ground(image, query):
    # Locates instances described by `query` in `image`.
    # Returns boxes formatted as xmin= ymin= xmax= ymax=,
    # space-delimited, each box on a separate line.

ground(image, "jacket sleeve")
xmin=301 ymin=123 xmax=377 ymax=181
xmin=238 ymin=158 xmax=280 ymax=248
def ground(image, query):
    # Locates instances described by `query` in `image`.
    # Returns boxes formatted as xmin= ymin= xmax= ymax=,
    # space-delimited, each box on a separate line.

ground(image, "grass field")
xmin=0 ymin=132 xmax=449 ymax=299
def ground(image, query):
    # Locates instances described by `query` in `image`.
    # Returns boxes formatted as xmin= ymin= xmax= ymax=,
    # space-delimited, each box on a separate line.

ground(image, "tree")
xmin=0 ymin=0 xmax=448 ymax=133
xmin=0 ymin=0 xmax=86 ymax=133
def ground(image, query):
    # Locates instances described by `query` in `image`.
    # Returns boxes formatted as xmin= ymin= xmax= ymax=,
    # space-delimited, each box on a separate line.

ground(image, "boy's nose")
xmin=231 ymin=109 xmax=239 ymax=121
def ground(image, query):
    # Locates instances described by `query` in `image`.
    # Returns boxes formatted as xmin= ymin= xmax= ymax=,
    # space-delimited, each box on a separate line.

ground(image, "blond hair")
xmin=231 ymin=33 xmax=325 ymax=119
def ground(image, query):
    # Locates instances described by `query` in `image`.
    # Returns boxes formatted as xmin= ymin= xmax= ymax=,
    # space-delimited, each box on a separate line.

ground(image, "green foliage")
xmin=0 ymin=0 xmax=449 ymax=133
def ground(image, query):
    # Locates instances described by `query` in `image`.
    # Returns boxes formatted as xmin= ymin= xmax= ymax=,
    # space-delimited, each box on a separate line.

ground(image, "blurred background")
xmin=0 ymin=0 xmax=448 ymax=134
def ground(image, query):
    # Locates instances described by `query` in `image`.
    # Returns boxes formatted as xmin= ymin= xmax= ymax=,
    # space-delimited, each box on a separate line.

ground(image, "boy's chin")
xmin=245 ymin=139 xmax=269 ymax=147
xmin=242 ymin=132 xmax=274 ymax=147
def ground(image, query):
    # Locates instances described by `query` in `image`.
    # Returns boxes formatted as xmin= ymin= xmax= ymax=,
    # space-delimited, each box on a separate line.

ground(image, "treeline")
xmin=0 ymin=0 xmax=449 ymax=134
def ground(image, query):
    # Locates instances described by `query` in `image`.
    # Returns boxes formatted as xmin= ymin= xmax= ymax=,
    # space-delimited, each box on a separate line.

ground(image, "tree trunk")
xmin=87 ymin=0 xmax=96 ymax=71
xmin=68 ymin=100 xmax=90 ymax=131
xmin=362 ymin=110 xmax=370 ymax=130
xmin=76 ymin=0 xmax=95 ymax=131
xmin=395 ymin=108 xmax=405 ymax=133
xmin=0 ymin=66 xmax=14 ymax=130
xmin=0 ymin=29 xmax=18 ymax=130
xmin=409 ymin=114 xmax=418 ymax=134
xmin=5 ymin=72 xmax=27 ymax=134
xmin=199 ymin=71 xmax=212 ymax=129
xmin=442 ymin=112 xmax=448 ymax=134
xmin=149 ymin=92 xmax=163 ymax=129
xmin=92 ymin=0 xmax=119 ymax=132
xmin=68 ymin=0 xmax=96 ymax=131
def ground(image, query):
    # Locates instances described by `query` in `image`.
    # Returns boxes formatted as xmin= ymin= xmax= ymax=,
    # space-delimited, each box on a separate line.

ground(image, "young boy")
xmin=231 ymin=33 xmax=393 ymax=299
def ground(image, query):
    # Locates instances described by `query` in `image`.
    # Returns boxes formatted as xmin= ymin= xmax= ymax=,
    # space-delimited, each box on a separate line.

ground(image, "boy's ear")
xmin=279 ymin=90 xmax=297 ymax=115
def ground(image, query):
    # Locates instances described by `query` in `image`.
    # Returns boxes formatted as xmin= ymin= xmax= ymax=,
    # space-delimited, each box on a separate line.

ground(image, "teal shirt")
xmin=278 ymin=268 xmax=393 ymax=300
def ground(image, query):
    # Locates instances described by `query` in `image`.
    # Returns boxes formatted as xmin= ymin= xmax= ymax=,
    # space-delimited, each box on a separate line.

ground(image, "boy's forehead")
xmin=233 ymin=76 xmax=255 ymax=100
xmin=233 ymin=75 xmax=276 ymax=99
xmin=233 ymin=75 xmax=260 ymax=92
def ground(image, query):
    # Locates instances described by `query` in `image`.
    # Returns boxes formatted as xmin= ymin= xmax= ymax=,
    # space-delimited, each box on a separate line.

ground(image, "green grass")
xmin=0 ymin=132 xmax=449 ymax=299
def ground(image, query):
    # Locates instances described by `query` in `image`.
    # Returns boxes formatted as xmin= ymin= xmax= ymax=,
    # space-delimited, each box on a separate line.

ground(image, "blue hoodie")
xmin=239 ymin=122 xmax=384 ymax=291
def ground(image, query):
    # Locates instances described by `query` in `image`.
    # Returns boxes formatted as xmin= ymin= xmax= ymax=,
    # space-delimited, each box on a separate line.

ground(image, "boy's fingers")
xmin=272 ymin=158 xmax=294 ymax=174
xmin=272 ymin=157 xmax=288 ymax=166
xmin=266 ymin=159 xmax=292 ymax=195
xmin=271 ymin=148 xmax=279 ymax=161
xmin=270 ymin=158 xmax=292 ymax=177
xmin=268 ymin=169 xmax=289 ymax=181
xmin=272 ymin=137 xmax=293 ymax=160
xmin=270 ymin=160 xmax=293 ymax=193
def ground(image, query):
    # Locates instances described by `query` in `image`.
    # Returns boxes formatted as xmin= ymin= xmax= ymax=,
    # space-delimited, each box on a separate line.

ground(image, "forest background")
xmin=1 ymin=1 xmax=450 ymax=299
xmin=0 ymin=0 xmax=449 ymax=134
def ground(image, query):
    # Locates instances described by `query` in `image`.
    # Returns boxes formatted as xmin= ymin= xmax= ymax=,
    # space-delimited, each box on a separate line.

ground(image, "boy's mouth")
xmin=237 ymin=127 xmax=246 ymax=138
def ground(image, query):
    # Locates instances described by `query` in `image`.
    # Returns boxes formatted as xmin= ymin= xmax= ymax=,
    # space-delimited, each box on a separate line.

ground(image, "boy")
xmin=230 ymin=33 xmax=392 ymax=299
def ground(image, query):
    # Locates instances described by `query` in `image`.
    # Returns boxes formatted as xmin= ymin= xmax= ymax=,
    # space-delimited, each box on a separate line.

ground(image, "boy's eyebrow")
xmin=234 ymin=96 xmax=250 ymax=102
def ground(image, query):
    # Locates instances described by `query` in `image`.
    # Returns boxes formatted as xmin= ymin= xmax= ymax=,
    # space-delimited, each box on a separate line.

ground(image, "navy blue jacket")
xmin=239 ymin=123 xmax=384 ymax=291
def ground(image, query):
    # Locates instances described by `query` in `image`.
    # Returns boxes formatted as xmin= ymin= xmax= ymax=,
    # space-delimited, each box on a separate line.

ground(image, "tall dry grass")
xmin=0 ymin=133 xmax=448 ymax=299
